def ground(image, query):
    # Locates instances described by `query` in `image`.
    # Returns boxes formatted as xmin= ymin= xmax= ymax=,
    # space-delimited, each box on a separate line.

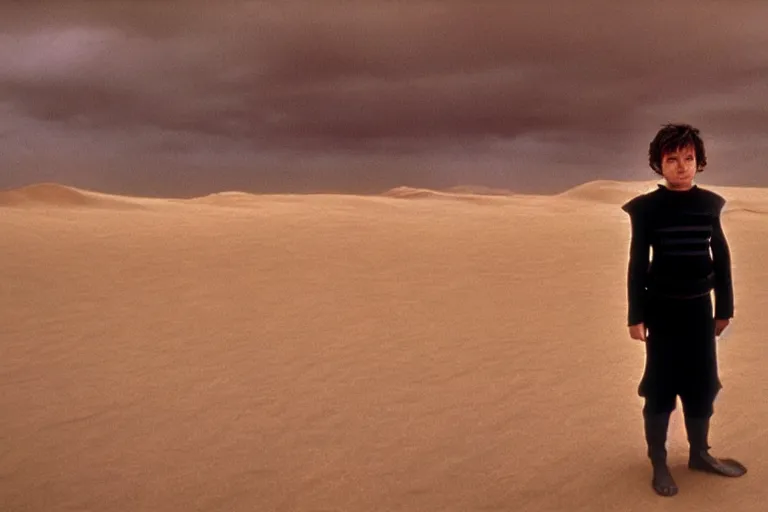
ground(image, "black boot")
xmin=685 ymin=416 xmax=747 ymax=477
xmin=644 ymin=411 xmax=679 ymax=497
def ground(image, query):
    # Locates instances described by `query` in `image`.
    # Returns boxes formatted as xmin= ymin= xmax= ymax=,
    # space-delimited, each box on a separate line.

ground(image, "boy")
xmin=621 ymin=123 xmax=747 ymax=498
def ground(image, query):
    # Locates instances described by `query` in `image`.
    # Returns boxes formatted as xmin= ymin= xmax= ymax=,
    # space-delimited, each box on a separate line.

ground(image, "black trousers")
xmin=639 ymin=291 xmax=721 ymax=419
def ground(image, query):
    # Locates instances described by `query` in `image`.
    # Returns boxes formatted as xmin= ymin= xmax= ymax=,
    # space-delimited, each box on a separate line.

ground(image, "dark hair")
xmin=648 ymin=123 xmax=707 ymax=175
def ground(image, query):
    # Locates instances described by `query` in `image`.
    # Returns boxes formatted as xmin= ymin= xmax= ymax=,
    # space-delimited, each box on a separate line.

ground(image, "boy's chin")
xmin=666 ymin=177 xmax=694 ymax=187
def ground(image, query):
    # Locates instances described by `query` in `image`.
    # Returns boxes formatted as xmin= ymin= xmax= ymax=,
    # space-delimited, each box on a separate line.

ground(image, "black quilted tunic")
xmin=621 ymin=183 xmax=734 ymax=400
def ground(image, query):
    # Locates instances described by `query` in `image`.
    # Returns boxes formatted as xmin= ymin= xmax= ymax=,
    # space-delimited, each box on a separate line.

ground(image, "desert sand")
xmin=2 ymin=180 xmax=767 ymax=511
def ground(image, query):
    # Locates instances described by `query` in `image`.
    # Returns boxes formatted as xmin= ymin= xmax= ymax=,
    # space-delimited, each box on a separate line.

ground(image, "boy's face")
xmin=660 ymin=145 xmax=697 ymax=190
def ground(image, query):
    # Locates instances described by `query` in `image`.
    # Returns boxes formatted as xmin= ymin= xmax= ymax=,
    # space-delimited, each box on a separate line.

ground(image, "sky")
xmin=1 ymin=0 xmax=767 ymax=197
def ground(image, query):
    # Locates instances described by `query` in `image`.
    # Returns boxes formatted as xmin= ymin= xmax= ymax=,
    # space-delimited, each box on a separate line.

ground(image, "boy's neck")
xmin=662 ymin=179 xmax=696 ymax=192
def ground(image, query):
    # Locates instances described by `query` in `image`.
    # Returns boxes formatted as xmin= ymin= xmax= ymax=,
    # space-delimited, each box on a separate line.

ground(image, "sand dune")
xmin=558 ymin=179 xmax=768 ymax=215
xmin=0 ymin=182 xmax=146 ymax=210
xmin=557 ymin=179 xmax=665 ymax=204
xmin=381 ymin=185 xmax=513 ymax=204
xmin=2 ymin=180 xmax=767 ymax=512
xmin=6 ymin=180 xmax=762 ymax=212
xmin=443 ymin=185 xmax=516 ymax=196
xmin=186 ymin=190 xmax=264 ymax=207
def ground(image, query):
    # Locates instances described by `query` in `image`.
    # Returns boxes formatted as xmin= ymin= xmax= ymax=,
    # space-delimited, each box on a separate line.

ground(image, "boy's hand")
xmin=629 ymin=322 xmax=646 ymax=342
xmin=715 ymin=318 xmax=730 ymax=337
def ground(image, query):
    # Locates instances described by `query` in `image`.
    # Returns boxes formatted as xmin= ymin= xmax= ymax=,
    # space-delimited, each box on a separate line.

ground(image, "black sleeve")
xmin=622 ymin=198 xmax=650 ymax=326
xmin=711 ymin=198 xmax=734 ymax=319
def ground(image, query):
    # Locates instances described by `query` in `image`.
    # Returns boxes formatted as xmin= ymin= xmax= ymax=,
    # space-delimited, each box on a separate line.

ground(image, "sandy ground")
xmin=2 ymin=180 xmax=767 ymax=511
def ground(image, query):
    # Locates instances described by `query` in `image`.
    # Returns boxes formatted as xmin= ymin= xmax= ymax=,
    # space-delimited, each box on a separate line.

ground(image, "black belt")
xmin=646 ymin=272 xmax=715 ymax=299
xmin=650 ymin=290 xmax=711 ymax=299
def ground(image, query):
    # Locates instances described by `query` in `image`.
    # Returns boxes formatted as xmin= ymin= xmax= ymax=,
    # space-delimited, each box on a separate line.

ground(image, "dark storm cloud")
xmin=1 ymin=1 xmax=768 ymax=195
